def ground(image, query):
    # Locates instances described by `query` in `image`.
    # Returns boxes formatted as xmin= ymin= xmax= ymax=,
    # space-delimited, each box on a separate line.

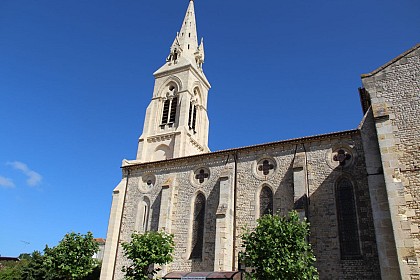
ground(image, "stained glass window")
xmin=191 ymin=193 xmax=206 ymax=259
xmin=336 ymin=178 xmax=361 ymax=258
xmin=260 ymin=186 xmax=273 ymax=217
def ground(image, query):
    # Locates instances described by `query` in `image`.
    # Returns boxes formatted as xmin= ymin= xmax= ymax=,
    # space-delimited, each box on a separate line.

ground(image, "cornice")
xmin=123 ymin=129 xmax=360 ymax=170
xmin=154 ymin=63 xmax=211 ymax=89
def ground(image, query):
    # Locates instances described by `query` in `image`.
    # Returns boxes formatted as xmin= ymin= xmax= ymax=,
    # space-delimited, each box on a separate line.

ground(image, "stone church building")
xmin=100 ymin=1 xmax=420 ymax=279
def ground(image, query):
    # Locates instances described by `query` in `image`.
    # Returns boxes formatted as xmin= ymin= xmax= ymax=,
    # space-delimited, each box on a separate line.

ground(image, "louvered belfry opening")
xmin=169 ymin=97 xmax=177 ymax=123
xmin=161 ymin=99 xmax=170 ymax=125
xmin=161 ymin=97 xmax=178 ymax=127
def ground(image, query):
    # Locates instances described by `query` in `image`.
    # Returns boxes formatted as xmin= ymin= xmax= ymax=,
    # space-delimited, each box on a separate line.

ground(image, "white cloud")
xmin=7 ymin=161 xmax=43 ymax=187
xmin=0 ymin=176 xmax=15 ymax=188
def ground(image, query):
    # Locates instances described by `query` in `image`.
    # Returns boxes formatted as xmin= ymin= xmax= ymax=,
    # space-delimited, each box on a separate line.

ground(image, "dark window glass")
xmin=188 ymin=102 xmax=193 ymax=128
xmin=192 ymin=105 xmax=197 ymax=131
xmin=336 ymin=178 xmax=361 ymax=258
xmin=260 ymin=186 xmax=273 ymax=217
xmin=191 ymin=193 xmax=205 ymax=259
xmin=161 ymin=100 xmax=170 ymax=124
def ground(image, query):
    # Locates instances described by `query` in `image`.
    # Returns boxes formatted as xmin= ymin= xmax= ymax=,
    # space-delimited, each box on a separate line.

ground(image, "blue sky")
xmin=0 ymin=0 xmax=419 ymax=256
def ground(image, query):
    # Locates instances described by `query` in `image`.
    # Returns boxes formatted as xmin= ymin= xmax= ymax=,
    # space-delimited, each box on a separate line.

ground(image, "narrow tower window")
xmin=161 ymin=85 xmax=178 ymax=127
xmin=260 ymin=186 xmax=273 ymax=217
xmin=161 ymin=100 xmax=170 ymax=125
xmin=188 ymin=102 xmax=193 ymax=127
xmin=192 ymin=105 xmax=197 ymax=131
xmin=336 ymin=178 xmax=361 ymax=259
xmin=188 ymin=102 xmax=197 ymax=132
xmin=190 ymin=193 xmax=206 ymax=259
xmin=169 ymin=97 xmax=177 ymax=123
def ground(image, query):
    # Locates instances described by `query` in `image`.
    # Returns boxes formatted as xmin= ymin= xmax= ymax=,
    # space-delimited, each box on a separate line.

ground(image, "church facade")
xmin=100 ymin=1 xmax=420 ymax=279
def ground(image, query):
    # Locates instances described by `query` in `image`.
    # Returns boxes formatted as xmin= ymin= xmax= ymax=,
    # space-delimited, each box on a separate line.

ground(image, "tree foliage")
xmin=121 ymin=231 xmax=174 ymax=280
xmin=43 ymin=232 xmax=99 ymax=280
xmin=0 ymin=260 xmax=25 ymax=280
xmin=240 ymin=211 xmax=319 ymax=280
xmin=21 ymin=251 xmax=48 ymax=280
xmin=0 ymin=232 xmax=100 ymax=280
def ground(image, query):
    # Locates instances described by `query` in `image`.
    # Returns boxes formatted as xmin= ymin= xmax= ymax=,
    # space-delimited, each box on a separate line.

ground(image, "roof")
xmin=94 ymin=238 xmax=106 ymax=244
xmin=361 ymin=43 xmax=420 ymax=78
xmin=123 ymin=129 xmax=360 ymax=169
xmin=0 ymin=257 xmax=20 ymax=262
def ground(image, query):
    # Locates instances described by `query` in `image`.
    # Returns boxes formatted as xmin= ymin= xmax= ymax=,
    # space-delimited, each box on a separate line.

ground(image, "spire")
xmin=166 ymin=0 xmax=204 ymax=70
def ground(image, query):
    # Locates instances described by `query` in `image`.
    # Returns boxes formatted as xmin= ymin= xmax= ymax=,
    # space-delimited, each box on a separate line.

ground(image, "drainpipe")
xmin=232 ymin=152 xmax=238 ymax=271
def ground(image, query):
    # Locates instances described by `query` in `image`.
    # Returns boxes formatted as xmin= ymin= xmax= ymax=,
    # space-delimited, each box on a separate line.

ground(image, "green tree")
xmin=240 ymin=211 xmax=319 ymax=280
xmin=0 ymin=260 xmax=25 ymax=280
xmin=20 ymin=251 xmax=48 ymax=280
xmin=43 ymin=232 xmax=99 ymax=280
xmin=121 ymin=231 xmax=174 ymax=280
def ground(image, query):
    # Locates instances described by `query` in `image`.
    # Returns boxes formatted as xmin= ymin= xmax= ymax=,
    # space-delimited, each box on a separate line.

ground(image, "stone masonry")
xmin=111 ymin=130 xmax=381 ymax=279
xmin=361 ymin=44 xmax=420 ymax=279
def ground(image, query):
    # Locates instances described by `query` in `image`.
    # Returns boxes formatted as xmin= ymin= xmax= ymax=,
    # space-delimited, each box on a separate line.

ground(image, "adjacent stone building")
xmin=100 ymin=1 xmax=419 ymax=279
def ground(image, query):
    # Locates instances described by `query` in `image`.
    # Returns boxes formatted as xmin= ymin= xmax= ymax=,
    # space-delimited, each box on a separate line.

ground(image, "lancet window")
xmin=260 ymin=186 xmax=273 ymax=217
xmin=190 ymin=193 xmax=206 ymax=259
xmin=161 ymin=85 xmax=178 ymax=127
xmin=188 ymin=88 xmax=200 ymax=132
xmin=336 ymin=178 xmax=361 ymax=259
xmin=188 ymin=102 xmax=197 ymax=132
xmin=137 ymin=197 xmax=150 ymax=233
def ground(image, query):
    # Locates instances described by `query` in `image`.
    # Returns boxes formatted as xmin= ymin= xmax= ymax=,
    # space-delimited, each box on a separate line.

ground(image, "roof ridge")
xmin=361 ymin=43 xmax=420 ymax=78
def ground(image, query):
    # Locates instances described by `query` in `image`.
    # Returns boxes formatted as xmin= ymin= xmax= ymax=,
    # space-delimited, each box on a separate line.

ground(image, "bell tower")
xmin=136 ymin=0 xmax=211 ymax=162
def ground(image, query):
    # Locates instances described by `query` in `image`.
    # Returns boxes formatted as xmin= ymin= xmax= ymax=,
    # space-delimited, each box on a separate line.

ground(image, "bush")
xmin=240 ymin=211 xmax=319 ymax=280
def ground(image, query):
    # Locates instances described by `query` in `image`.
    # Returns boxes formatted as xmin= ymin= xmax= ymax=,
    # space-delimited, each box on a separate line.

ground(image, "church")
xmin=100 ymin=1 xmax=420 ymax=279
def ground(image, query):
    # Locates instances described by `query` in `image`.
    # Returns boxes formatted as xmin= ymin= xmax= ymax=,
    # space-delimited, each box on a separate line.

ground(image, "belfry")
xmin=135 ymin=0 xmax=210 ymax=163
xmin=100 ymin=0 xmax=420 ymax=279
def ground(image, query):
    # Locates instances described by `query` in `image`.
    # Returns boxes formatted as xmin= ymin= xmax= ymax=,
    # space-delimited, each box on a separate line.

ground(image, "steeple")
xmin=162 ymin=0 xmax=205 ymax=73
xmin=134 ymin=0 xmax=211 ymax=163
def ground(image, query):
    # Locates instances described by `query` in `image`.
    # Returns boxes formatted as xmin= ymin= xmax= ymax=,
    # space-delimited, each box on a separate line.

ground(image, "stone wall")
xmin=361 ymin=44 xmax=420 ymax=279
xmin=113 ymin=131 xmax=381 ymax=279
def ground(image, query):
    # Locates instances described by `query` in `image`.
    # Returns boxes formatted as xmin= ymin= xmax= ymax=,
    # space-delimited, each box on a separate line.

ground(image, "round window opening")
xmin=192 ymin=167 xmax=210 ymax=185
xmin=255 ymin=158 xmax=276 ymax=179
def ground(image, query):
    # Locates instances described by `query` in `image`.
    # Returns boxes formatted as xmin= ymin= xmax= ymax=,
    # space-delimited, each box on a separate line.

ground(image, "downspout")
xmin=112 ymin=167 xmax=130 ymax=280
xmin=232 ymin=152 xmax=238 ymax=271
xmin=302 ymin=143 xmax=310 ymax=219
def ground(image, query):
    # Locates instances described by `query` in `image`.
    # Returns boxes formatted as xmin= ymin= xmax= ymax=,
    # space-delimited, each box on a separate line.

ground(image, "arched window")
xmin=190 ymin=193 xmax=206 ymax=259
xmin=336 ymin=178 xmax=361 ymax=258
xmin=153 ymin=144 xmax=171 ymax=161
xmin=161 ymin=98 xmax=177 ymax=126
xmin=136 ymin=197 xmax=150 ymax=233
xmin=188 ymin=88 xmax=200 ymax=133
xmin=161 ymin=99 xmax=170 ymax=124
xmin=161 ymin=84 xmax=178 ymax=127
xmin=260 ymin=186 xmax=273 ymax=217
xmin=169 ymin=97 xmax=178 ymax=123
